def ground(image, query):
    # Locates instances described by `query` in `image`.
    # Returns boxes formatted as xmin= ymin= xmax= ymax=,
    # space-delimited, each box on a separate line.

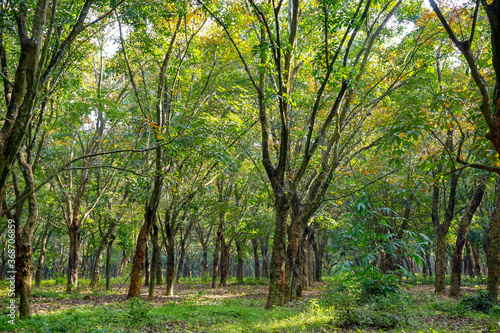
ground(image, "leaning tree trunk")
xmin=35 ymin=224 xmax=51 ymax=287
xmin=449 ymin=177 xmax=486 ymax=296
xmin=127 ymin=167 xmax=162 ymax=298
xmin=251 ymin=238 xmax=260 ymax=280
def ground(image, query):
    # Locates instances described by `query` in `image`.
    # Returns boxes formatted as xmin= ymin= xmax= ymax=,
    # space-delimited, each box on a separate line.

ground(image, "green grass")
xmin=0 ymin=294 xmax=333 ymax=333
xmin=2 ymin=276 xmax=500 ymax=332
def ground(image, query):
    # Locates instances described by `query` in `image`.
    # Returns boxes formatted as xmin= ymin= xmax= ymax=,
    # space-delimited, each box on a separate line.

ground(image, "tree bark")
xmin=165 ymin=229 xmax=175 ymax=296
xmin=67 ymin=224 xmax=80 ymax=293
xmin=219 ymin=236 xmax=229 ymax=287
xmin=449 ymin=177 xmax=486 ymax=296
xmin=105 ymin=235 xmax=115 ymax=291
xmin=236 ymin=240 xmax=244 ymax=282
xmin=35 ymin=223 xmax=51 ymax=287
xmin=487 ymin=177 xmax=500 ymax=301
xmin=251 ymin=238 xmax=260 ymax=280
xmin=144 ymin=242 xmax=150 ymax=287
xmin=471 ymin=243 xmax=482 ymax=277
xmin=265 ymin=197 xmax=288 ymax=309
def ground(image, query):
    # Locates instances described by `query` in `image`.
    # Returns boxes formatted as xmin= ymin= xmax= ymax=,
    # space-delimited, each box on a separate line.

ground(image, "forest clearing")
xmin=3 ymin=0 xmax=500 ymax=331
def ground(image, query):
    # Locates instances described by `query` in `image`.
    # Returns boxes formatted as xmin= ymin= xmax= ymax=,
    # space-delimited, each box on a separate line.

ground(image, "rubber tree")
xmin=449 ymin=175 xmax=487 ymax=296
xmin=199 ymin=0 xmax=417 ymax=307
xmin=429 ymin=0 xmax=500 ymax=301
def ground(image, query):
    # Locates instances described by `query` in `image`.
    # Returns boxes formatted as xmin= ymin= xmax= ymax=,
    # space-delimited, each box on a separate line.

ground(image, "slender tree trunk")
xmin=219 ymin=236 xmax=229 ymax=287
xmin=450 ymin=178 xmax=486 ymax=296
xmin=201 ymin=244 xmax=208 ymax=281
xmin=307 ymin=230 xmax=314 ymax=288
xmin=35 ymin=224 xmax=51 ymax=287
xmin=119 ymin=251 xmax=128 ymax=276
xmin=212 ymin=230 xmax=221 ymax=288
xmin=236 ymin=240 xmax=244 ymax=282
xmin=261 ymin=238 xmax=270 ymax=279
xmin=106 ymin=236 xmax=115 ymax=291
xmin=251 ymin=238 xmax=260 ymax=280
xmin=426 ymin=250 xmax=433 ymax=276
xmin=152 ymin=222 xmax=163 ymax=284
xmin=148 ymin=234 xmax=157 ymax=299
xmin=144 ymin=242 xmax=150 ymax=287
xmin=90 ymin=237 xmax=107 ymax=289
xmin=465 ymin=240 xmax=475 ymax=277
xmin=471 ymin=243 xmax=482 ymax=277
xmin=176 ymin=240 xmax=186 ymax=283
xmin=165 ymin=231 xmax=175 ymax=296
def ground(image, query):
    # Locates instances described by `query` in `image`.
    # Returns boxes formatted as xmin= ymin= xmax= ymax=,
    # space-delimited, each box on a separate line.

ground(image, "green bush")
xmin=127 ymin=298 xmax=150 ymax=322
xmin=459 ymin=290 xmax=494 ymax=313
xmin=323 ymin=269 xmax=410 ymax=330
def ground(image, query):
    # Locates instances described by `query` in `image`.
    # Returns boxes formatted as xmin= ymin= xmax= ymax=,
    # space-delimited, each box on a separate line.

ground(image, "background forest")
xmin=2 ymin=0 xmax=500 ymax=332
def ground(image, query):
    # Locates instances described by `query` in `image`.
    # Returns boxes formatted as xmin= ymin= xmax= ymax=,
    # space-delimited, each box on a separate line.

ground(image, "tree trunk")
xmin=148 ymin=233 xmax=157 ymax=299
xmin=435 ymin=229 xmax=447 ymax=293
xmin=212 ymin=229 xmax=221 ymax=288
xmin=236 ymin=240 xmax=244 ymax=282
xmin=144 ymin=242 xmax=150 ymax=287
xmin=0 ymin=248 xmax=6 ymax=280
xmin=487 ymin=177 xmax=500 ymax=301
xmin=219 ymin=236 xmax=229 ymax=287
xmin=265 ymin=198 xmax=288 ymax=309
xmin=285 ymin=221 xmax=303 ymax=302
xmin=153 ymin=222 xmax=163 ymax=284
xmin=176 ymin=239 xmax=186 ymax=283
xmin=450 ymin=177 xmax=485 ymax=296
xmin=90 ymin=236 xmax=108 ymax=289
xmin=471 ymin=243 xmax=482 ymax=277
xmin=165 ymin=231 xmax=175 ymax=296
xmin=465 ymin=240 xmax=475 ymax=277
xmin=307 ymin=231 xmax=314 ymax=288
xmin=67 ymin=224 xmax=80 ymax=293
xmin=106 ymin=236 xmax=115 ymax=291
xmin=201 ymin=244 xmax=208 ymax=281
xmin=35 ymin=224 xmax=51 ymax=287
xmin=251 ymin=238 xmax=260 ymax=280
xmin=119 ymin=251 xmax=128 ymax=276
xmin=260 ymin=237 xmax=270 ymax=279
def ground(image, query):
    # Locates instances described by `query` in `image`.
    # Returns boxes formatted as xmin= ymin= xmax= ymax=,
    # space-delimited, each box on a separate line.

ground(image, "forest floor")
xmin=0 ymin=277 xmax=499 ymax=332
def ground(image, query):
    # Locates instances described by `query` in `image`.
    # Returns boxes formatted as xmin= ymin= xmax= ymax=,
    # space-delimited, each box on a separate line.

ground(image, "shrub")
xmin=459 ymin=290 xmax=494 ymax=314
